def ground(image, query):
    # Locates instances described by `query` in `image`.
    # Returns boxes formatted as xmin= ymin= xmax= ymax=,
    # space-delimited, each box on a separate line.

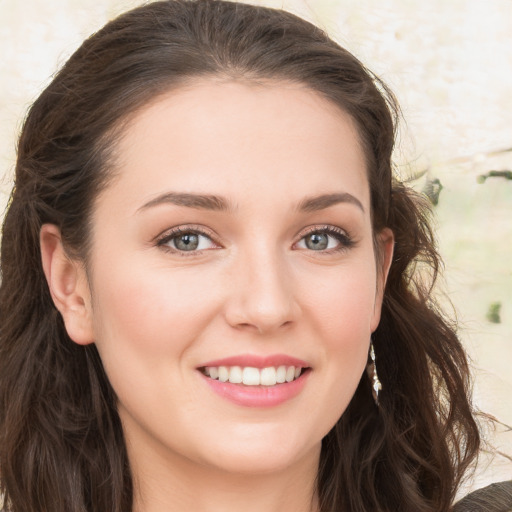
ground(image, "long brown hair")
xmin=0 ymin=1 xmax=479 ymax=510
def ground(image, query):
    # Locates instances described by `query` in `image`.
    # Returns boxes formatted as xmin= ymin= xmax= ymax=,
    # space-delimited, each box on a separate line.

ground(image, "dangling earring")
xmin=366 ymin=341 xmax=382 ymax=406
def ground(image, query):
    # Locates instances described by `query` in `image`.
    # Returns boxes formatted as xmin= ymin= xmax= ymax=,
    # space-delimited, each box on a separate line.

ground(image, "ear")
xmin=40 ymin=224 xmax=95 ymax=345
xmin=371 ymin=227 xmax=395 ymax=332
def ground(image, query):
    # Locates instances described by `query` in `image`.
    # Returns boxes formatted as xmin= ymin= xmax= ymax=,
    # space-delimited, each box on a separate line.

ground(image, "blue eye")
xmin=303 ymin=232 xmax=330 ymax=250
xmin=158 ymin=229 xmax=216 ymax=252
xmin=296 ymin=227 xmax=353 ymax=252
xmin=173 ymin=233 xmax=200 ymax=251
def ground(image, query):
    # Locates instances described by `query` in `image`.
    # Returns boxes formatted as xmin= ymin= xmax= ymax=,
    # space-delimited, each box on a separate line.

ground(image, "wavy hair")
xmin=0 ymin=1 xmax=479 ymax=510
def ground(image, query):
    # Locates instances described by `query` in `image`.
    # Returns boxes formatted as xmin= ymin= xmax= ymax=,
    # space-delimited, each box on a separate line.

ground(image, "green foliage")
xmin=486 ymin=301 xmax=502 ymax=324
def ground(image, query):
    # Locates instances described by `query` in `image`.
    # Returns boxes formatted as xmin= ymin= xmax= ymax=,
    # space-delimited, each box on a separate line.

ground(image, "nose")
xmin=223 ymin=247 xmax=300 ymax=335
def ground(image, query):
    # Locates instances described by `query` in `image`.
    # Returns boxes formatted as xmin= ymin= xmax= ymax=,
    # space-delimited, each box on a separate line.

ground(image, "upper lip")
xmin=198 ymin=354 xmax=311 ymax=369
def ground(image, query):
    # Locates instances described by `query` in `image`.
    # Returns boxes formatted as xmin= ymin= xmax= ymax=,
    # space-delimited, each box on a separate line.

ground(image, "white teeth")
xmin=218 ymin=366 xmax=229 ymax=382
xmin=260 ymin=367 xmax=276 ymax=386
xmin=228 ymin=366 xmax=243 ymax=384
xmin=242 ymin=367 xmax=260 ymax=386
xmin=203 ymin=365 xmax=305 ymax=386
xmin=276 ymin=365 xmax=287 ymax=383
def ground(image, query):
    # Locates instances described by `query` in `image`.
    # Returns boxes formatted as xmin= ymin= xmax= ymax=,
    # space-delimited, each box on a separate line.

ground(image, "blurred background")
xmin=1 ymin=0 xmax=511 ymax=494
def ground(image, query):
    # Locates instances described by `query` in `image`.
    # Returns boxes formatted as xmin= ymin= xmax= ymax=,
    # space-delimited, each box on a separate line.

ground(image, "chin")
xmin=195 ymin=425 xmax=321 ymax=476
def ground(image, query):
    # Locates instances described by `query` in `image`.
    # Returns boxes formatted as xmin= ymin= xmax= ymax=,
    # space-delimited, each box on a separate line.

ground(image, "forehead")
xmin=101 ymin=79 xmax=370 ymax=212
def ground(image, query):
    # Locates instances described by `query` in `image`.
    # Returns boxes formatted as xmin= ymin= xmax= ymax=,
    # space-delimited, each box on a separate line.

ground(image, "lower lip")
xmin=200 ymin=370 xmax=310 ymax=408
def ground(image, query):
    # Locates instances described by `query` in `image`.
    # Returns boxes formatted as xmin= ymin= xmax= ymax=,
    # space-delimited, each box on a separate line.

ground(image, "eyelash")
xmin=298 ymin=225 xmax=355 ymax=254
xmin=155 ymin=224 xmax=355 ymax=256
xmin=156 ymin=225 xmax=218 ymax=256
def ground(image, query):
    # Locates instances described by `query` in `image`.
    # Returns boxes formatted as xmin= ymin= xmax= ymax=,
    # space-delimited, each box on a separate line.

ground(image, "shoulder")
xmin=453 ymin=480 xmax=512 ymax=512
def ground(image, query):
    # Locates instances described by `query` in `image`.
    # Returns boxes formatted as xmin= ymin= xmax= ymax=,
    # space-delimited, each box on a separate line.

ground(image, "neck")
xmin=129 ymin=438 xmax=320 ymax=512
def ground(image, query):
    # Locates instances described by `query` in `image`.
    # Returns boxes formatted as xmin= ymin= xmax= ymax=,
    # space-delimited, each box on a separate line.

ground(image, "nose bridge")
xmin=226 ymin=239 xmax=298 ymax=333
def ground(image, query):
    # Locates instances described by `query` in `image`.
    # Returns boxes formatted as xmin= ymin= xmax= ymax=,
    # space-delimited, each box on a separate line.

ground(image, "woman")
xmin=0 ymin=1 xmax=494 ymax=510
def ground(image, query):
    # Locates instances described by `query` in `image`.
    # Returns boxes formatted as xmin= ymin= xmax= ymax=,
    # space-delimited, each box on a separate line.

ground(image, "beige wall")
xmin=1 ymin=0 xmax=511 ymax=492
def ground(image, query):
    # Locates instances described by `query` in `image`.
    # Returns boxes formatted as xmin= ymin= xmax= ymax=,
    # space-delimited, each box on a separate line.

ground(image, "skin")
xmin=41 ymin=79 xmax=394 ymax=512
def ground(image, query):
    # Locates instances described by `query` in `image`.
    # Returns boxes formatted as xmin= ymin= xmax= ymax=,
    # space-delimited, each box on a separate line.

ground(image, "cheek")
xmin=89 ymin=258 xmax=221 ymax=371
xmin=297 ymin=259 xmax=376 ymax=417
xmin=88 ymin=259 xmax=225 ymax=441
xmin=300 ymin=257 xmax=378 ymax=340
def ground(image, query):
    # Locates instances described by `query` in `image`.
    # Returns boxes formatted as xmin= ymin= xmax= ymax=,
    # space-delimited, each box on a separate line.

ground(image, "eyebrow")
xmin=137 ymin=191 xmax=364 ymax=214
xmin=138 ymin=192 xmax=233 ymax=213
xmin=297 ymin=193 xmax=365 ymax=213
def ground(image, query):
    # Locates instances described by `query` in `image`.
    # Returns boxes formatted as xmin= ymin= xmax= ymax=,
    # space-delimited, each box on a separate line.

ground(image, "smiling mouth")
xmin=200 ymin=365 xmax=309 ymax=386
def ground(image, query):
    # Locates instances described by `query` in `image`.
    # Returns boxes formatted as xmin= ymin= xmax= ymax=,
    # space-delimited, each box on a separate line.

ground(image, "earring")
xmin=366 ymin=341 xmax=382 ymax=406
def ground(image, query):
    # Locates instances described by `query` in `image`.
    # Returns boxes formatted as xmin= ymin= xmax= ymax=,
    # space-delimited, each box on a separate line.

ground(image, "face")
xmin=67 ymin=80 xmax=393 ymax=476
